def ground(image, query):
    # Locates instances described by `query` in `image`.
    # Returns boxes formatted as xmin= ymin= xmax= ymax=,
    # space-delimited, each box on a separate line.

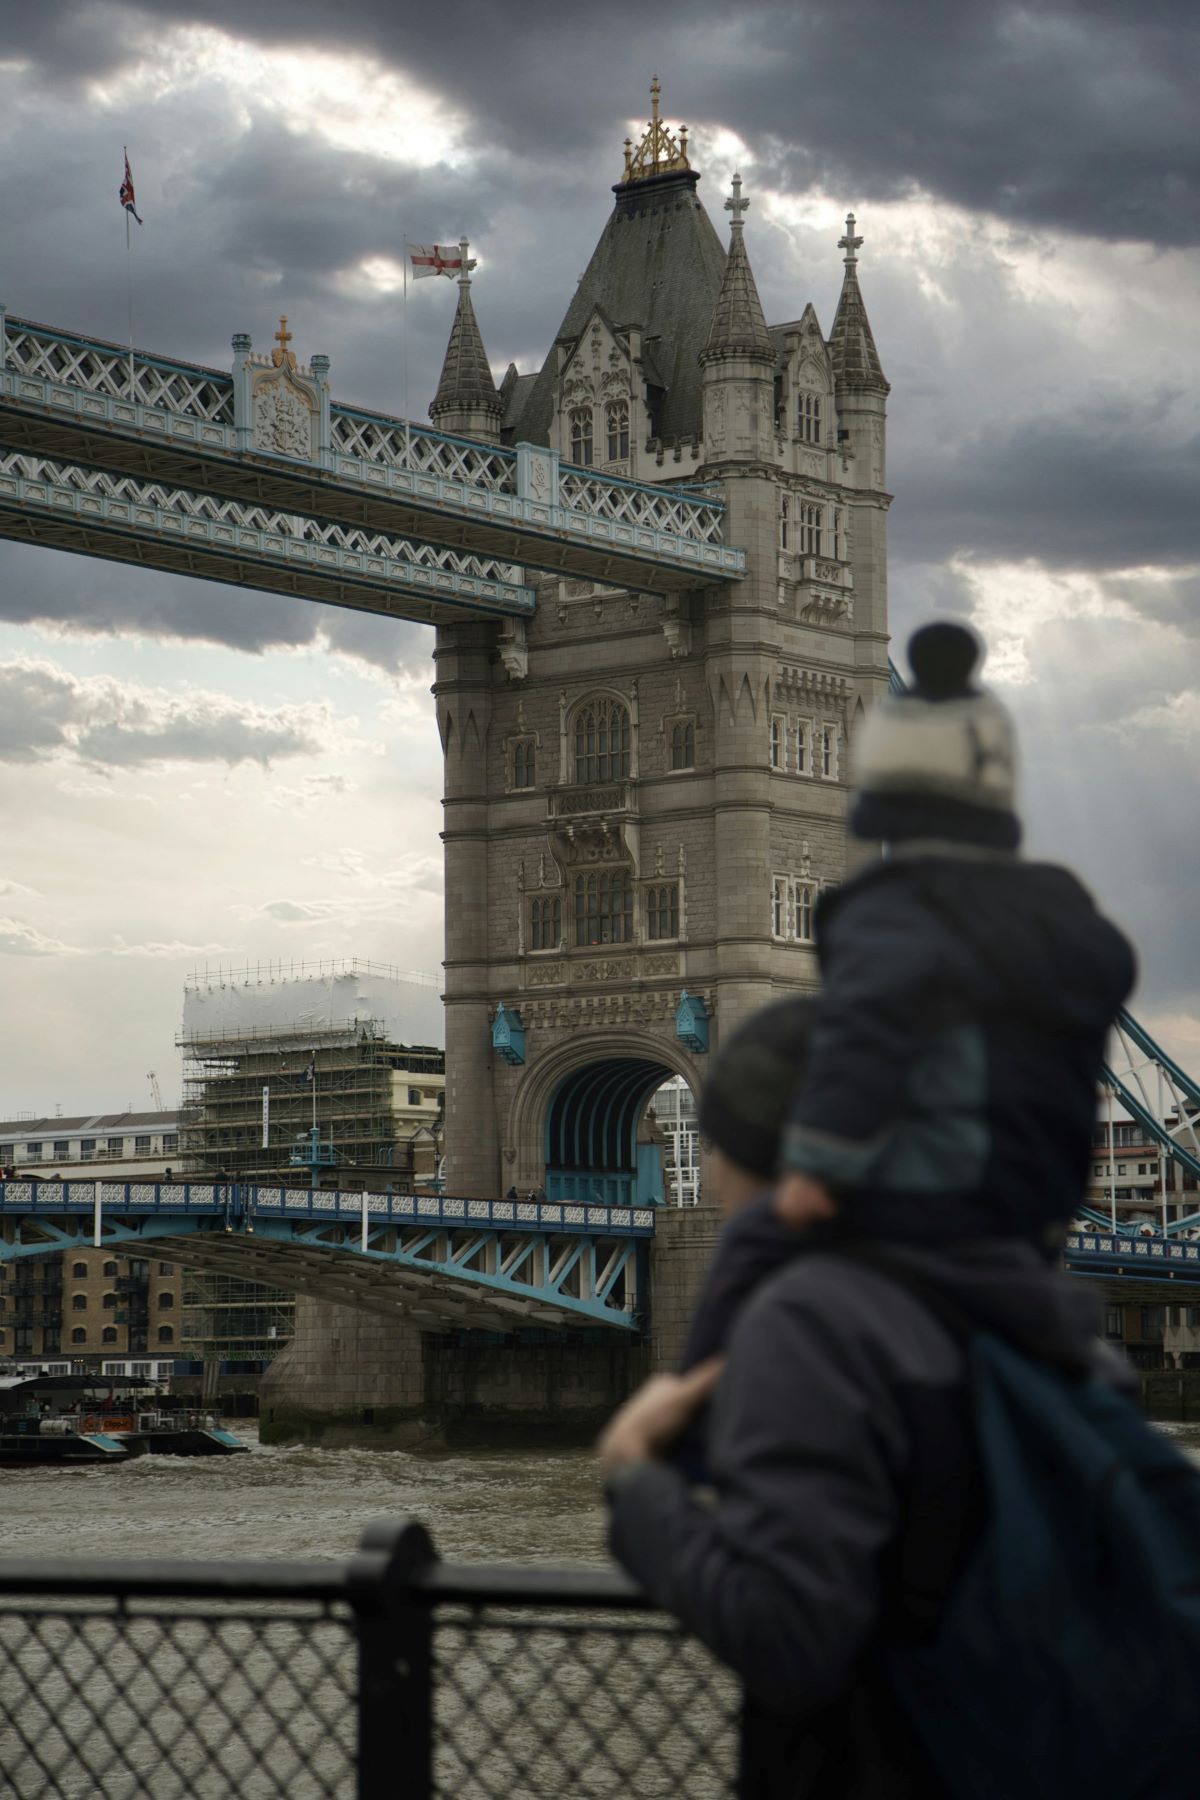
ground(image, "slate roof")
xmin=703 ymin=222 xmax=773 ymax=362
xmin=829 ymin=261 xmax=889 ymax=394
xmin=517 ymin=167 xmax=728 ymax=446
xmin=0 ymin=1110 xmax=182 ymax=1137
xmin=499 ymin=365 xmax=537 ymax=441
xmin=431 ymin=284 xmax=502 ymax=421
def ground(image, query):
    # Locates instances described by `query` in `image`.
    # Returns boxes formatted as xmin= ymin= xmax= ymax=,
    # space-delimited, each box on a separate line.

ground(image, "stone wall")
xmin=1140 ymin=1369 xmax=1200 ymax=1423
xmin=260 ymin=1206 xmax=723 ymax=1447
xmin=260 ymin=1297 xmax=429 ymax=1449
xmin=647 ymin=1202 xmax=724 ymax=1371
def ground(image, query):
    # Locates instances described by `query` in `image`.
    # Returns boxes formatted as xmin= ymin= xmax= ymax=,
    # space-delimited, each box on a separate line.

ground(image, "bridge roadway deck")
xmin=0 ymin=314 xmax=745 ymax=601
xmin=0 ymin=1180 xmax=654 ymax=1333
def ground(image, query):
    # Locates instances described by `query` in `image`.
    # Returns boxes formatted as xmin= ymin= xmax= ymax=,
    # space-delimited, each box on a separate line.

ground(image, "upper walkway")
xmin=0 ymin=309 xmax=744 ymax=619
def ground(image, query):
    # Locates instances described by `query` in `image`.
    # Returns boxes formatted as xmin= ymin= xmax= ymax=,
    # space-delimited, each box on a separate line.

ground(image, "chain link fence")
xmin=0 ymin=1522 xmax=743 ymax=1798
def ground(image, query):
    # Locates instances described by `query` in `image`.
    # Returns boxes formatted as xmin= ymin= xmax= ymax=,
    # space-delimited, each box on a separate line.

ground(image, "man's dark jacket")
xmin=608 ymin=1243 xmax=1125 ymax=1797
xmin=780 ymin=855 xmax=1136 ymax=1245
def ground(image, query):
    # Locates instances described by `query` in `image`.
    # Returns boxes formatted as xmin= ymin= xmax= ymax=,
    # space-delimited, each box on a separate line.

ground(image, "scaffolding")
xmin=180 ymin=1271 xmax=295 ymax=1365
xmin=177 ymin=1018 xmax=444 ymax=1182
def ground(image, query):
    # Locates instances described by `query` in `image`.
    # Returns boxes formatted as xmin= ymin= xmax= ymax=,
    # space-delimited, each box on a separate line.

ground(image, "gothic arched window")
xmin=513 ymin=739 xmax=535 ymax=790
xmin=530 ymin=896 xmax=561 ymax=952
xmin=797 ymin=391 xmax=822 ymax=444
xmin=574 ymin=697 xmax=631 ymax=784
xmin=800 ymin=503 xmax=822 ymax=557
xmin=779 ymin=491 xmax=790 ymax=551
xmin=570 ymin=407 xmax=594 ymax=466
xmin=606 ymin=400 xmax=630 ymax=462
xmin=670 ymin=719 xmax=694 ymax=770
xmin=646 ymin=884 xmax=680 ymax=941
xmin=574 ymin=870 xmax=634 ymax=946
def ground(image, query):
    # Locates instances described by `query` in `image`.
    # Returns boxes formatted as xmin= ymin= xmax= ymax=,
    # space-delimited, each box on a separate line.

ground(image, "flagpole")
xmin=124 ymin=146 xmax=135 ymax=402
xmin=402 ymin=233 xmax=411 ymax=470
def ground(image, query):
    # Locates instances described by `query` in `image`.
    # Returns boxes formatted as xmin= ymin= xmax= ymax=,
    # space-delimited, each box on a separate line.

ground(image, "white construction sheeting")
xmin=181 ymin=962 xmax=444 ymax=1049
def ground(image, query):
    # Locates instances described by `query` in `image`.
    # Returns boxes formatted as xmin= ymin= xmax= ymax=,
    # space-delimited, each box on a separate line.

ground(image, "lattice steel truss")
xmin=0 ymin=312 xmax=743 ymax=595
xmin=2 ymin=315 xmax=234 ymax=423
xmin=1104 ymin=1010 xmax=1200 ymax=1189
xmin=0 ymin=449 xmax=533 ymax=618
xmin=0 ymin=1183 xmax=652 ymax=1332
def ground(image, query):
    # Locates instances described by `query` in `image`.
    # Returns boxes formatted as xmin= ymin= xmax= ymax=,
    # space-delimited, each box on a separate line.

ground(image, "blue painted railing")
xmin=0 ymin=1179 xmax=655 ymax=1238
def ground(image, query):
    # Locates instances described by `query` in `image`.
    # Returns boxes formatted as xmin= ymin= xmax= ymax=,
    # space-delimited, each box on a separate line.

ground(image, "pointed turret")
xmin=702 ymin=174 xmax=773 ymax=364
xmin=828 ymin=215 xmax=889 ymax=395
xmin=430 ymin=239 xmax=502 ymax=441
xmin=699 ymin=174 xmax=776 ymax=468
xmin=828 ymin=214 xmax=889 ymax=639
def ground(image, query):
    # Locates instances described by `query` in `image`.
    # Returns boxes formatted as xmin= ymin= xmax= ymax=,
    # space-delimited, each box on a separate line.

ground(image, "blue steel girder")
xmin=0 ymin=449 xmax=534 ymax=626
xmin=1064 ymin=1229 xmax=1200 ymax=1286
xmin=0 ymin=1180 xmax=651 ymax=1332
xmin=0 ymin=314 xmax=744 ymax=596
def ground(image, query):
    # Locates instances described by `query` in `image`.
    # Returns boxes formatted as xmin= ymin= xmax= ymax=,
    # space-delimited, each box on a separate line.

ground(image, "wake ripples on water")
xmin=3 ymin=1426 xmax=610 ymax=1566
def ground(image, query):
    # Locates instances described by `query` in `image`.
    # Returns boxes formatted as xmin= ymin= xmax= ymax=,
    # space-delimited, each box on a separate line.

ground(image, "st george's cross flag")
xmin=408 ymin=243 xmax=464 ymax=279
xmin=119 ymin=150 xmax=143 ymax=225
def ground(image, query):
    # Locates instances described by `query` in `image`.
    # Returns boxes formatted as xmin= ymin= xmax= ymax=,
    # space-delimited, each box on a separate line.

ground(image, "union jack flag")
xmin=119 ymin=150 xmax=143 ymax=225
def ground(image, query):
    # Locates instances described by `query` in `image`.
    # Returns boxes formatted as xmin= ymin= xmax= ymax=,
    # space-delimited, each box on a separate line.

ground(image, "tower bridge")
xmin=1 ymin=84 xmax=1196 ymax=1408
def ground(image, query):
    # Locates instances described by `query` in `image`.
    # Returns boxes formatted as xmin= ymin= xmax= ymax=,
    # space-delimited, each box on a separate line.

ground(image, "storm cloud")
xmin=0 ymin=2 xmax=1196 ymax=1107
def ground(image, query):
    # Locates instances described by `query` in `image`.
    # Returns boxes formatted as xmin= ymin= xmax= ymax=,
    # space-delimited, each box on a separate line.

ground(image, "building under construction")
xmin=177 ymin=961 xmax=445 ymax=1186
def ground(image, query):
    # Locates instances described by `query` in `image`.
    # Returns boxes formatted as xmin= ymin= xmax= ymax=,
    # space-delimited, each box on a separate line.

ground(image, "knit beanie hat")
xmin=850 ymin=620 xmax=1021 ymax=851
xmin=698 ymin=997 xmax=817 ymax=1178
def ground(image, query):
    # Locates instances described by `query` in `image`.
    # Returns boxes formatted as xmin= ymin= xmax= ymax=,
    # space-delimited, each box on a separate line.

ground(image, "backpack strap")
xmin=830 ymin=1242 xmax=986 ymax=1643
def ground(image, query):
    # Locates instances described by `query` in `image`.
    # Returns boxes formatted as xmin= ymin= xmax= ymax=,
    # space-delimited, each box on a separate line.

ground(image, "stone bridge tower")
xmin=435 ymin=83 xmax=891 ymax=1200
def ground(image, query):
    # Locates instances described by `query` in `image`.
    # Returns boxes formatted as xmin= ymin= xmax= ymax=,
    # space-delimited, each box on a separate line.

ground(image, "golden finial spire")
xmin=622 ymin=77 xmax=692 ymax=184
xmin=271 ymin=315 xmax=297 ymax=369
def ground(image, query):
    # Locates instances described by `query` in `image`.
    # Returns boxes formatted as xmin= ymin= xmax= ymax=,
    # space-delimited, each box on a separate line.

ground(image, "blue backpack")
xmin=888 ymin=1322 xmax=1200 ymax=1799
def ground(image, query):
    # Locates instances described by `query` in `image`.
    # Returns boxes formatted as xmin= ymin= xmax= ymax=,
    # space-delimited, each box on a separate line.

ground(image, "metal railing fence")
xmin=0 ymin=1519 xmax=741 ymax=1798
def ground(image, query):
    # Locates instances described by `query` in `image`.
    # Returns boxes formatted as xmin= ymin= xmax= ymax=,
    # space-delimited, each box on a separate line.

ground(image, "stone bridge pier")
xmin=260 ymin=1204 xmax=723 ymax=1448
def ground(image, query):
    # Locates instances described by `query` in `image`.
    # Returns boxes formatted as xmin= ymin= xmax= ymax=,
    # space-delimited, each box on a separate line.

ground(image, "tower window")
xmin=797 ymin=392 xmax=822 ymax=444
xmin=574 ymin=698 xmax=631 ymax=784
xmin=569 ymin=407 xmax=594 ymax=466
xmin=800 ymin=504 xmax=822 ymax=557
xmin=531 ymin=896 xmax=562 ymax=952
xmin=512 ymin=739 xmax=535 ymax=790
xmin=646 ymin=884 xmax=680 ymax=941
xmin=779 ymin=492 xmax=790 ymax=551
xmin=574 ymin=871 xmax=634 ymax=946
xmin=821 ymin=726 xmax=838 ymax=780
xmin=669 ymin=719 xmax=695 ymax=771
xmin=772 ymin=875 xmax=816 ymax=944
xmin=770 ymin=715 xmax=785 ymax=770
xmin=606 ymin=400 xmax=629 ymax=462
xmin=796 ymin=720 xmax=810 ymax=774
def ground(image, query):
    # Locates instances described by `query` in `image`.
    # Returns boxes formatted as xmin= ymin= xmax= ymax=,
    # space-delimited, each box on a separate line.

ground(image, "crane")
xmin=147 ymin=1071 xmax=164 ymax=1111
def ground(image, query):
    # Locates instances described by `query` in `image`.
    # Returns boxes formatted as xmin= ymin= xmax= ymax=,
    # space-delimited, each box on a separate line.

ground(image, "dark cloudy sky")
xmin=0 ymin=0 xmax=1196 ymax=1113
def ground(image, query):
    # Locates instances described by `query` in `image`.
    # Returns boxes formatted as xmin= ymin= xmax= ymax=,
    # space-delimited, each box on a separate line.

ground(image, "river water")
xmin=2 ymin=1426 xmax=610 ymax=1565
xmin=4 ymin=1425 xmax=1199 ymax=1798
xmin=2 ymin=1432 xmax=701 ymax=1800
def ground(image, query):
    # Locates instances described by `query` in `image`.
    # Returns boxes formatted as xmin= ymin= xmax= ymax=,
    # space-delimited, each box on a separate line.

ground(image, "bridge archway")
xmin=544 ymin=1057 xmax=675 ymax=1206
xmin=506 ymin=1031 xmax=704 ymax=1207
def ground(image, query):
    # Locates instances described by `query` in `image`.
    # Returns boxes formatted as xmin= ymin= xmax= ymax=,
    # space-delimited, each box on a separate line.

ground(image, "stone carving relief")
xmin=707 ymin=387 xmax=727 ymax=452
xmin=253 ymin=375 xmax=314 ymax=458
